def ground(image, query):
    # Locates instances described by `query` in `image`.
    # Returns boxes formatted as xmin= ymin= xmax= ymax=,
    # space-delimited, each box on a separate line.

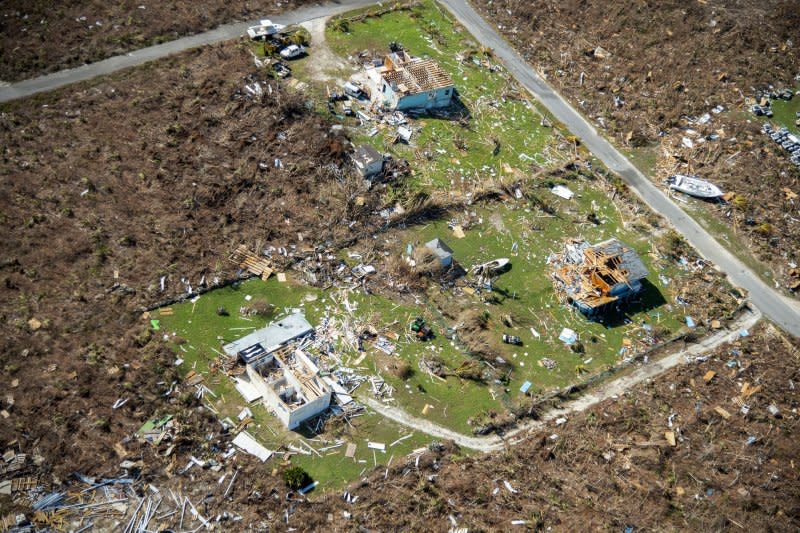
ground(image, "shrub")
xmin=250 ymin=299 xmax=276 ymax=317
xmin=329 ymin=19 xmax=350 ymax=33
xmin=288 ymin=28 xmax=311 ymax=46
xmin=732 ymin=195 xmax=749 ymax=210
xmin=755 ymin=222 xmax=773 ymax=236
xmin=283 ymin=466 xmax=312 ymax=491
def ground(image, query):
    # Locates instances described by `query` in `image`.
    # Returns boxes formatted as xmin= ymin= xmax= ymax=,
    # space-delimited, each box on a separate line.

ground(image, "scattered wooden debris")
xmin=229 ymin=245 xmax=275 ymax=280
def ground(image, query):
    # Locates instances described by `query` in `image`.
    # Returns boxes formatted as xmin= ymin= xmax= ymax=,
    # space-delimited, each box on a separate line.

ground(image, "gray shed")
xmin=425 ymin=238 xmax=454 ymax=267
xmin=351 ymin=145 xmax=384 ymax=178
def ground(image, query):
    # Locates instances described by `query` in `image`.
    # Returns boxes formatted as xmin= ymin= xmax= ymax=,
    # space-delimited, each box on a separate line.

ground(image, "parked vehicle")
xmin=343 ymin=81 xmax=366 ymax=100
xmin=280 ymin=44 xmax=305 ymax=60
xmin=342 ymin=100 xmax=354 ymax=116
xmin=272 ymin=62 xmax=291 ymax=78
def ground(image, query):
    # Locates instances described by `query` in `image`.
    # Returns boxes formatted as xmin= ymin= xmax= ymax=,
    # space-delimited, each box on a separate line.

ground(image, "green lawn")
xmin=338 ymin=288 xmax=499 ymax=433
xmin=155 ymin=278 xmax=436 ymax=489
xmin=324 ymin=0 xmax=558 ymax=190
xmin=391 ymin=178 xmax=687 ymax=398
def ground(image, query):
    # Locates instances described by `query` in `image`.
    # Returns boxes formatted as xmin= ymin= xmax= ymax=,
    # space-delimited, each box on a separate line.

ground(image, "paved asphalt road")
xmin=2 ymin=0 xmax=798 ymax=335
xmin=440 ymin=0 xmax=800 ymax=337
xmin=0 ymin=0 xmax=376 ymax=103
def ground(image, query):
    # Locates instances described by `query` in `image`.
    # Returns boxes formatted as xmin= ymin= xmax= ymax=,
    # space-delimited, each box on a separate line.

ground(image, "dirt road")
xmin=299 ymin=17 xmax=348 ymax=82
xmin=439 ymin=0 xmax=800 ymax=337
xmin=365 ymin=306 xmax=762 ymax=451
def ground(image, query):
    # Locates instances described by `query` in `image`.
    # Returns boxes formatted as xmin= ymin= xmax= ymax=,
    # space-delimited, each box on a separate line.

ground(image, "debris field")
xmin=0 ymin=0 xmax=797 ymax=531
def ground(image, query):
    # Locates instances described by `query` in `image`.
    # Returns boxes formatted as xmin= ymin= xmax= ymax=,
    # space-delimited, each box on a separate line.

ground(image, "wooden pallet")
xmin=229 ymin=245 xmax=274 ymax=280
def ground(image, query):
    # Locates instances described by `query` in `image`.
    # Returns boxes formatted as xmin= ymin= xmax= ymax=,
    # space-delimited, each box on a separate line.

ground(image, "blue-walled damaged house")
xmin=366 ymin=50 xmax=455 ymax=111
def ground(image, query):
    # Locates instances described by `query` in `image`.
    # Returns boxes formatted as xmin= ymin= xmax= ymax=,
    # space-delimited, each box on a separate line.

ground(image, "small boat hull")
xmin=667 ymin=174 xmax=723 ymax=199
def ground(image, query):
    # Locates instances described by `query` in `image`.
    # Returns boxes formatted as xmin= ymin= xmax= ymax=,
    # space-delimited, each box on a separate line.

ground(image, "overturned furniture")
xmin=550 ymin=238 xmax=649 ymax=317
xmin=365 ymin=49 xmax=455 ymax=111
xmin=224 ymin=313 xmax=330 ymax=429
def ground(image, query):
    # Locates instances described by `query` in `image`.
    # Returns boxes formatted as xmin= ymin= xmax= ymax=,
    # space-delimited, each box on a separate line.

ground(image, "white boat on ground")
xmin=471 ymin=258 xmax=510 ymax=276
xmin=247 ymin=20 xmax=286 ymax=40
xmin=667 ymin=174 xmax=723 ymax=199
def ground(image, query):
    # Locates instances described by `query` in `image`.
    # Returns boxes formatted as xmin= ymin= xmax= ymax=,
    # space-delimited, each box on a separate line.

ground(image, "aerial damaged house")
xmin=244 ymin=348 xmax=331 ymax=430
xmin=366 ymin=50 xmax=455 ymax=111
xmin=224 ymin=313 xmax=331 ymax=429
xmin=550 ymin=239 xmax=649 ymax=317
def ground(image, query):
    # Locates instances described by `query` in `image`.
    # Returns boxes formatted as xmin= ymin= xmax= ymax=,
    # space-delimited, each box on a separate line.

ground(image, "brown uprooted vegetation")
xmin=0 ymin=41 xmax=379 ymax=477
xmin=0 ymin=0 xmax=319 ymax=82
xmin=1 ymin=3 xmax=798 ymax=530
xmin=475 ymin=0 xmax=800 ymax=292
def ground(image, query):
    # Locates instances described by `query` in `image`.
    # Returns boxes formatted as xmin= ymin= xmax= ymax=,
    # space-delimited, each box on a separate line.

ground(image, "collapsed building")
xmin=224 ymin=313 xmax=331 ymax=430
xmin=550 ymin=238 xmax=649 ymax=317
xmin=365 ymin=50 xmax=455 ymax=111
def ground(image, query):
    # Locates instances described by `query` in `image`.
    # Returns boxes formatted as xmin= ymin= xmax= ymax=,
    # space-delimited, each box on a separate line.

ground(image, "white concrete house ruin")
xmin=224 ymin=313 xmax=331 ymax=430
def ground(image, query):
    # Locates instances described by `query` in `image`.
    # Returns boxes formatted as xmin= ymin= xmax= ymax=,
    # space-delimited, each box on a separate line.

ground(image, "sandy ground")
xmin=300 ymin=16 xmax=349 ymax=84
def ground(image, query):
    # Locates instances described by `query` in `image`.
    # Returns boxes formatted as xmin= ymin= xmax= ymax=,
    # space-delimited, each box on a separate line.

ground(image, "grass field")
xmin=389 ymin=181 xmax=687 ymax=396
xmin=323 ymin=0 xmax=559 ymax=191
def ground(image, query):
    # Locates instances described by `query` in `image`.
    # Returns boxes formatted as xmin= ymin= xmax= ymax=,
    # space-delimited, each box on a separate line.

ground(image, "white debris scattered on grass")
xmin=367 ymin=441 xmax=386 ymax=452
xmin=551 ymin=184 xmax=574 ymax=200
xmin=232 ymin=431 xmax=273 ymax=462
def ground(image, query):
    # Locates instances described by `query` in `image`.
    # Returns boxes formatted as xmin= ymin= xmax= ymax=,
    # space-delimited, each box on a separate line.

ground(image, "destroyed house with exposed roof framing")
xmin=550 ymin=238 xmax=649 ymax=317
xmin=366 ymin=50 xmax=455 ymax=110
xmin=224 ymin=313 xmax=331 ymax=429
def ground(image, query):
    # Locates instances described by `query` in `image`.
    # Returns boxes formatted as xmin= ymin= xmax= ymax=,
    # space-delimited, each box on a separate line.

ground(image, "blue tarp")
xmin=520 ymin=381 xmax=532 ymax=394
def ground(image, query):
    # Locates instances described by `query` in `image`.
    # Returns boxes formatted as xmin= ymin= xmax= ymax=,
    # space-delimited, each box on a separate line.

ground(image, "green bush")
xmin=283 ymin=466 xmax=312 ymax=491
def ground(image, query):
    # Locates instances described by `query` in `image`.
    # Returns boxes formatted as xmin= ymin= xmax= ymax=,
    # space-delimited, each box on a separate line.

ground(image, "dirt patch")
xmin=300 ymin=17 xmax=348 ymax=83
xmin=474 ymin=0 xmax=800 ymax=292
xmin=0 ymin=0 xmax=320 ymax=82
